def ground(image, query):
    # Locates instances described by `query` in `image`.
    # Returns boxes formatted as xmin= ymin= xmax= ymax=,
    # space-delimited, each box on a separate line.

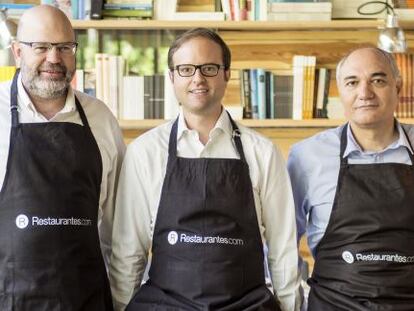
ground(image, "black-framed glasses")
xmin=19 ymin=41 xmax=78 ymax=56
xmin=172 ymin=63 xmax=226 ymax=77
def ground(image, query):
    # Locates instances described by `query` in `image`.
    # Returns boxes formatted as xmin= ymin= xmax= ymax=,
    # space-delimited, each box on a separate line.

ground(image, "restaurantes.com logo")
xmin=342 ymin=250 xmax=414 ymax=264
xmin=15 ymin=214 xmax=92 ymax=229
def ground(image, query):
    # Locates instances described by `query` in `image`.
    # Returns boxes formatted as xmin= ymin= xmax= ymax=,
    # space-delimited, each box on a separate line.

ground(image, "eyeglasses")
xmin=19 ymin=41 xmax=78 ymax=55
xmin=172 ymin=63 xmax=226 ymax=77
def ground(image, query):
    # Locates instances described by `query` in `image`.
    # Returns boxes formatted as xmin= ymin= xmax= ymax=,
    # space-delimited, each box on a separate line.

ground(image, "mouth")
xmin=355 ymin=104 xmax=379 ymax=110
xmin=38 ymin=65 xmax=66 ymax=79
xmin=39 ymin=70 xmax=64 ymax=77
xmin=189 ymin=89 xmax=208 ymax=94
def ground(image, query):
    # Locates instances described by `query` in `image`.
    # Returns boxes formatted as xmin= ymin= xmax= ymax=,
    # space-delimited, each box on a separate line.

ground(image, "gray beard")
xmin=20 ymin=62 xmax=74 ymax=100
xmin=26 ymin=77 xmax=68 ymax=99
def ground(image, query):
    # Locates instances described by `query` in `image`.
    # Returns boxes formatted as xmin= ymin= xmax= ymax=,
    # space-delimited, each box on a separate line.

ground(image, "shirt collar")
xmin=343 ymin=121 xmax=414 ymax=157
xmin=17 ymin=72 xmax=76 ymax=117
xmin=177 ymin=107 xmax=233 ymax=141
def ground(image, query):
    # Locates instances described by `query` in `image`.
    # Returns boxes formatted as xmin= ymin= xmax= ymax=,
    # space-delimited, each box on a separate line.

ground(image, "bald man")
xmin=0 ymin=5 xmax=125 ymax=310
xmin=288 ymin=47 xmax=414 ymax=310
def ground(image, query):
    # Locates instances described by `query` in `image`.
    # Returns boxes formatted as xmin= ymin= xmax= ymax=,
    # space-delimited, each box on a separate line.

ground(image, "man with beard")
xmin=0 ymin=5 xmax=125 ymax=310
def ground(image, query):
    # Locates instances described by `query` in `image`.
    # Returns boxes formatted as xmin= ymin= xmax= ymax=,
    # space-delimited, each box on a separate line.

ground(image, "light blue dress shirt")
xmin=287 ymin=121 xmax=414 ymax=257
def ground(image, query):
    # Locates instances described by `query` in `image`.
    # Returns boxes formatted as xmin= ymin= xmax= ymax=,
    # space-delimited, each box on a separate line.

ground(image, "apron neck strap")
xmin=168 ymin=111 xmax=247 ymax=162
xmin=10 ymin=69 xmax=19 ymax=127
xmin=339 ymin=123 xmax=348 ymax=165
xmin=226 ymin=111 xmax=246 ymax=162
xmin=74 ymin=96 xmax=90 ymax=128
xmin=9 ymin=69 xmax=88 ymax=128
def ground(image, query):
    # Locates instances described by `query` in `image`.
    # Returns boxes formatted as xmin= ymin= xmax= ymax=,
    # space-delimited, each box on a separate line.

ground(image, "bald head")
xmin=11 ymin=4 xmax=77 ymax=104
xmin=17 ymin=5 xmax=75 ymax=43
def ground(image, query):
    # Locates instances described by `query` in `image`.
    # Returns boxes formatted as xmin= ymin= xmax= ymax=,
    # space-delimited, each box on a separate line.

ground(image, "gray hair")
xmin=336 ymin=46 xmax=401 ymax=82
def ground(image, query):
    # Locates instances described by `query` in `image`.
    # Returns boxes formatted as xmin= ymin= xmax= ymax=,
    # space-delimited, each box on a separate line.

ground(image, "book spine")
xmin=90 ymin=0 xmax=103 ymax=19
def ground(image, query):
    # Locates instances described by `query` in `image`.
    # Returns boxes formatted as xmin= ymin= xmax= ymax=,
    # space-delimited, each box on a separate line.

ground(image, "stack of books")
xmin=102 ymin=0 xmax=153 ymax=19
xmin=0 ymin=3 xmax=35 ymax=18
xmin=267 ymin=1 xmax=332 ymax=21
xmin=238 ymin=63 xmax=331 ymax=120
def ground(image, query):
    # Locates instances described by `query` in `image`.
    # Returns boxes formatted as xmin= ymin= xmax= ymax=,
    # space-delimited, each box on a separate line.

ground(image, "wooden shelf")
xmin=119 ymin=118 xmax=414 ymax=130
xmin=71 ymin=19 xmax=386 ymax=31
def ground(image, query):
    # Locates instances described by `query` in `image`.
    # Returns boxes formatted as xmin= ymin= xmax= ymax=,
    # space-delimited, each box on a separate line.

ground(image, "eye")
xmin=179 ymin=66 xmax=193 ymax=74
xmin=203 ymin=65 xmax=217 ymax=73
xmin=372 ymin=78 xmax=386 ymax=86
xmin=58 ymin=45 xmax=72 ymax=53
xmin=345 ymin=80 xmax=357 ymax=87
xmin=33 ymin=45 xmax=49 ymax=53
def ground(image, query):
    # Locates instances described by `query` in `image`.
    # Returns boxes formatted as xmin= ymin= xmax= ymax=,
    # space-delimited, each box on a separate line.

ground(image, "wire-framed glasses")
xmin=19 ymin=41 xmax=78 ymax=55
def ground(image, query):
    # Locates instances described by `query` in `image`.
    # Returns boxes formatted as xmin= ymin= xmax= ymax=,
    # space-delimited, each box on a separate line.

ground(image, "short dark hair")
xmin=167 ymin=28 xmax=231 ymax=71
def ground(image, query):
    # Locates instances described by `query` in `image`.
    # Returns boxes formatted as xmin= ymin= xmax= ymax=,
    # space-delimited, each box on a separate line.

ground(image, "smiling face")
xmin=337 ymin=48 xmax=401 ymax=130
xmin=169 ymin=36 xmax=230 ymax=118
xmin=11 ymin=5 xmax=76 ymax=100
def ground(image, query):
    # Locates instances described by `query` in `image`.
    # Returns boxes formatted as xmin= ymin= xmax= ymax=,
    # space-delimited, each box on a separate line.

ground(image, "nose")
xmin=358 ymin=81 xmax=374 ymax=100
xmin=192 ymin=67 xmax=206 ymax=82
xmin=45 ymin=47 xmax=62 ymax=63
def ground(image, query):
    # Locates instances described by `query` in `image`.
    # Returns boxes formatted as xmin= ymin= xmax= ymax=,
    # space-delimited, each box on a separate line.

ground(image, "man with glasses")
xmin=110 ymin=28 xmax=301 ymax=311
xmin=0 ymin=5 xmax=125 ymax=310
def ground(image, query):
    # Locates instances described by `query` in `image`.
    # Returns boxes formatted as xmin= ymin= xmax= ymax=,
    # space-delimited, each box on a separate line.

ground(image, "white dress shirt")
xmin=0 ymin=75 xmax=126 ymax=264
xmin=110 ymin=109 xmax=301 ymax=311
xmin=287 ymin=122 xmax=414 ymax=257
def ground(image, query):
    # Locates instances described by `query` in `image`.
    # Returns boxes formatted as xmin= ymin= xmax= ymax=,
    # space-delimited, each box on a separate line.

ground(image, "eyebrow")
xmin=343 ymin=72 xmax=387 ymax=81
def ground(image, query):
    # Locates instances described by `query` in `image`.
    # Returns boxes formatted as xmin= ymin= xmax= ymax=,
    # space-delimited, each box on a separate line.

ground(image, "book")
xmin=172 ymin=12 xmax=225 ymax=20
xmin=154 ymin=0 xmax=177 ymax=20
xmin=0 ymin=66 xmax=16 ymax=82
xmin=240 ymin=69 xmax=252 ymax=119
xmin=221 ymin=0 xmax=232 ymax=20
xmin=164 ymin=70 xmax=179 ymax=120
xmin=273 ymin=74 xmax=293 ymax=119
xmin=122 ymin=75 xmax=144 ymax=120
xmin=256 ymin=68 xmax=266 ymax=119
xmin=70 ymin=69 xmax=84 ymax=92
xmin=152 ymin=75 xmax=165 ymax=119
xmin=144 ymin=75 xmax=153 ymax=119
xmin=94 ymin=53 xmax=104 ymax=102
xmin=268 ymin=2 xmax=332 ymax=12
xmin=292 ymin=55 xmax=305 ymax=120
xmin=249 ymin=69 xmax=259 ymax=119
xmin=267 ymin=12 xmax=331 ymax=21
xmin=265 ymin=71 xmax=273 ymax=119
xmin=315 ymin=68 xmax=330 ymax=118
xmin=102 ymin=9 xmax=152 ymax=18
xmin=90 ymin=0 xmax=103 ymax=19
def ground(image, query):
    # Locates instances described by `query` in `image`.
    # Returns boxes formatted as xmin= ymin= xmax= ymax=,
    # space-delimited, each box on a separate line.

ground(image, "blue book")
xmin=249 ymin=69 xmax=259 ymax=119
xmin=0 ymin=4 xmax=34 ymax=9
xmin=78 ymin=0 xmax=85 ymax=19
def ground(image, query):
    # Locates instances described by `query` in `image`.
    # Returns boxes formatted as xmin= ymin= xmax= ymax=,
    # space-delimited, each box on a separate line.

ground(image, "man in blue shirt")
xmin=288 ymin=47 xmax=414 ymax=310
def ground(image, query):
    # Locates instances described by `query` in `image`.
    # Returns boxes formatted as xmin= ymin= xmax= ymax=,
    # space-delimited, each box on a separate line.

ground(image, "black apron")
xmin=308 ymin=123 xmax=414 ymax=311
xmin=0 ymin=70 xmax=113 ymax=310
xmin=127 ymin=114 xmax=280 ymax=310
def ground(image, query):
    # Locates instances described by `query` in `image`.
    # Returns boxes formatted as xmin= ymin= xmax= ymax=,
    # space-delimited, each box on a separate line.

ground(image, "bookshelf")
xmin=71 ymin=19 xmax=385 ymax=30
xmin=69 ymin=18 xmax=414 ymax=155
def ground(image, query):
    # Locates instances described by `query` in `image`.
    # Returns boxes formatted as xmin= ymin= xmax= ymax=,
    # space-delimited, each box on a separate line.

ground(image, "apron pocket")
xmin=202 ymin=262 xmax=244 ymax=296
xmin=13 ymin=260 xmax=61 ymax=310
xmin=73 ymin=259 xmax=109 ymax=311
